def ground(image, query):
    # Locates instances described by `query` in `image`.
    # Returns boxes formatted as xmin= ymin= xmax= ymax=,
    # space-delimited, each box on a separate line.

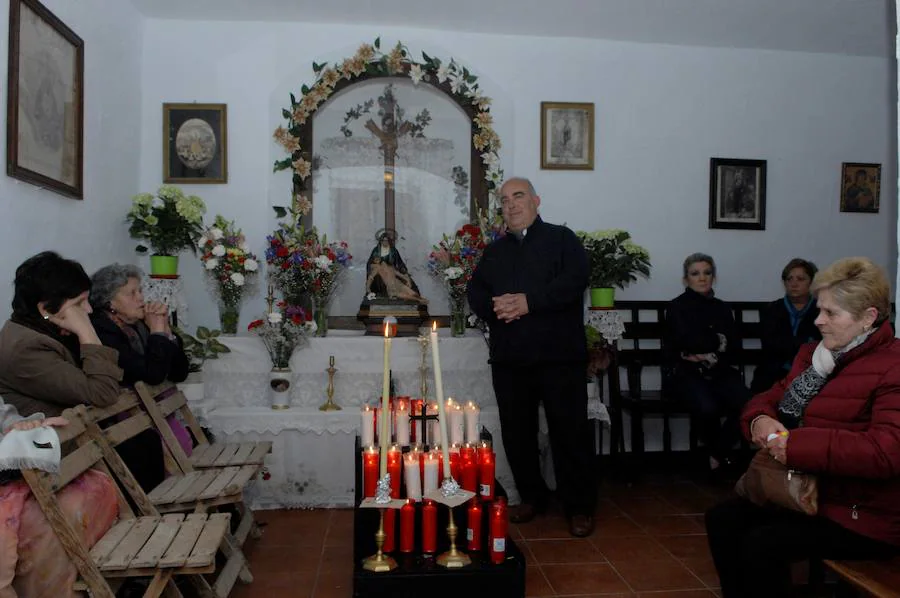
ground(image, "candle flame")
xmin=384 ymin=322 xmax=389 ymax=337
xmin=432 ymin=321 xmax=437 ymax=332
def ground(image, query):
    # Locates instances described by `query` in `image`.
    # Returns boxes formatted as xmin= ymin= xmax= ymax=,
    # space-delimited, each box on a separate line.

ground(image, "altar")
xmin=191 ymin=328 xmax=607 ymax=509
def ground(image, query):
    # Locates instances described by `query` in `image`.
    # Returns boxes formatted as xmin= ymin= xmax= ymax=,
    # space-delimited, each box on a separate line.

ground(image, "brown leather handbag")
xmin=735 ymin=450 xmax=819 ymax=515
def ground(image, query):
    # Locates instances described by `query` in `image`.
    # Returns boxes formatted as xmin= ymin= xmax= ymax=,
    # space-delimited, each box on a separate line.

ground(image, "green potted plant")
xmin=576 ymin=229 xmax=651 ymax=308
xmin=126 ymin=185 xmax=207 ymax=276
xmin=175 ymin=325 xmax=231 ymax=374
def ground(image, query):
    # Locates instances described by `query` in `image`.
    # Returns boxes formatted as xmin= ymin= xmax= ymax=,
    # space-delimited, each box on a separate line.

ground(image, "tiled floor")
xmin=230 ymin=471 xmax=738 ymax=598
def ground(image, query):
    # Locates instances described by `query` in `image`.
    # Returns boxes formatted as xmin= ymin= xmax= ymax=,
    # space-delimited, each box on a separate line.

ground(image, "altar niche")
xmin=294 ymin=73 xmax=489 ymax=325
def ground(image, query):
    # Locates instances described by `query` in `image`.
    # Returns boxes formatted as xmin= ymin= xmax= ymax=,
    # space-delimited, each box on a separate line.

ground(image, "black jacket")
xmin=91 ymin=311 xmax=189 ymax=387
xmin=664 ymin=288 xmax=740 ymax=376
xmin=750 ymin=296 xmax=820 ymax=393
xmin=467 ymin=216 xmax=588 ymax=364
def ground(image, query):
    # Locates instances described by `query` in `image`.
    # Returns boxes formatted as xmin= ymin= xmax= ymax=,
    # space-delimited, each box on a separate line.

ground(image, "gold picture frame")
xmin=6 ymin=0 xmax=84 ymax=199
xmin=540 ymin=102 xmax=594 ymax=170
xmin=163 ymin=103 xmax=227 ymax=184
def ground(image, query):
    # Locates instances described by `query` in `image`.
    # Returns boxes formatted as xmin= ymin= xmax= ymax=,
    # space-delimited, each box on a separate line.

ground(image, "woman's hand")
xmin=48 ymin=300 xmax=101 ymax=344
xmin=3 ymin=416 xmax=68 ymax=434
xmin=144 ymin=302 xmax=170 ymax=334
xmin=767 ymin=432 xmax=789 ymax=464
xmin=750 ymin=415 xmax=787 ymax=447
xmin=680 ymin=353 xmax=705 ymax=363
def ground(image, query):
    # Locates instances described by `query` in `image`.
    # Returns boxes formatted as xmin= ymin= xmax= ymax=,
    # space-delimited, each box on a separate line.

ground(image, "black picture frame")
xmin=6 ymin=0 xmax=84 ymax=199
xmin=840 ymin=162 xmax=880 ymax=213
xmin=162 ymin=103 xmax=227 ymax=184
xmin=709 ymin=157 xmax=767 ymax=230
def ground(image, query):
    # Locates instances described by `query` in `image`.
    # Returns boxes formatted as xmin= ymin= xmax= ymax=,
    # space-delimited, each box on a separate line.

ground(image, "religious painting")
xmin=840 ymin=162 xmax=880 ymax=214
xmin=310 ymin=77 xmax=473 ymax=317
xmin=709 ymin=158 xmax=767 ymax=230
xmin=6 ymin=0 xmax=84 ymax=199
xmin=540 ymin=102 xmax=594 ymax=170
xmin=162 ymin=103 xmax=227 ymax=183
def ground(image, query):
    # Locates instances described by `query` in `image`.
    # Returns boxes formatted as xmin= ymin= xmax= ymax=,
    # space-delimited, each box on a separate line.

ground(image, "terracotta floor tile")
xmin=244 ymin=543 xmax=323 ymax=574
xmin=527 ymin=538 xmax=606 ymax=564
xmin=543 ymin=563 xmax=631 ymax=595
xmin=682 ymin=557 xmax=721 ymax=589
xmin=593 ymin=516 xmax=647 ymax=537
xmin=594 ymin=535 xmax=670 ymax=563
xmin=516 ymin=514 xmax=573 ymax=540
xmin=613 ymin=555 xmax=706 ymax=592
xmin=656 ymin=534 xmax=712 ymax=561
xmin=231 ymin=571 xmax=316 ymax=598
xmin=635 ymin=590 xmax=717 ymax=597
xmin=615 ymin=496 xmax=680 ymax=518
xmin=313 ymin=570 xmax=354 ymax=598
xmin=636 ymin=515 xmax=705 ymax=536
xmin=525 ymin=565 xmax=555 ymax=597
xmin=319 ymin=544 xmax=354 ymax=574
xmin=662 ymin=493 xmax=720 ymax=515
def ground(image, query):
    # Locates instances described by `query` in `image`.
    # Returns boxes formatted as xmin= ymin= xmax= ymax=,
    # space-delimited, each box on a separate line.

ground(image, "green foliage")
xmin=175 ymin=325 xmax=231 ymax=373
xmin=576 ymin=229 xmax=652 ymax=289
xmin=126 ymin=186 xmax=206 ymax=256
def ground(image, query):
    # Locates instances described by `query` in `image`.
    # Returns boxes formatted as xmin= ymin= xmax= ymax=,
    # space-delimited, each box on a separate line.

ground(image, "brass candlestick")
xmin=437 ymin=506 xmax=471 ymax=568
xmin=319 ymin=355 xmax=341 ymax=411
xmin=362 ymin=509 xmax=397 ymax=572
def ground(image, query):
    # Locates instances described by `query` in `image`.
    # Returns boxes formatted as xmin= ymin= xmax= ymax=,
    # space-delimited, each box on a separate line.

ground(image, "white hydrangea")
xmin=230 ymin=272 xmax=245 ymax=286
xmin=444 ymin=266 xmax=464 ymax=280
xmin=209 ymin=228 xmax=224 ymax=240
xmin=314 ymin=255 xmax=333 ymax=270
xmin=212 ymin=245 xmax=226 ymax=257
xmin=244 ymin=258 xmax=259 ymax=272
xmin=204 ymin=258 xmax=219 ymax=270
xmin=267 ymin=312 xmax=283 ymax=325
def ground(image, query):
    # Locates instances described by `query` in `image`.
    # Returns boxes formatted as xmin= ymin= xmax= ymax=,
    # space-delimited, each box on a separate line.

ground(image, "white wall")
xmin=126 ymin=20 xmax=894 ymax=330
xmin=0 ymin=0 xmax=144 ymax=313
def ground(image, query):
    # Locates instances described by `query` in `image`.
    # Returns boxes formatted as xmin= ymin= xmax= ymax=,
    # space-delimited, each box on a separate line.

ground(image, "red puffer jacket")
xmin=742 ymin=320 xmax=900 ymax=546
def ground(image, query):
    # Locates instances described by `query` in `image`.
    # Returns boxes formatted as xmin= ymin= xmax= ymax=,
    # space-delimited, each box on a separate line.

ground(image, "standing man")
xmin=467 ymin=177 xmax=596 ymax=537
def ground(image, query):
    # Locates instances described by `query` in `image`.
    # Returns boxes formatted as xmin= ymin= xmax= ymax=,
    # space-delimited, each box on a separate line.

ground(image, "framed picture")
xmin=6 ymin=0 xmax=84 ymax=199
xmin=163 ymin=103 xmax=227 ymax=183
xmin=840 ymin=162 xmax=880 ymax=213
xmin=709 ymin=158 xmax=767 ymax=230
xmin=540 ymin=102 xmax=594 ymax=170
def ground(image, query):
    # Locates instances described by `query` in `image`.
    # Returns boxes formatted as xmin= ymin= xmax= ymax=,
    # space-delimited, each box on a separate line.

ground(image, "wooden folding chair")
xmin=20 ymin=405 xmax=231 ymax=598
xmin=88 ymin=390 xmax=257 ymax=598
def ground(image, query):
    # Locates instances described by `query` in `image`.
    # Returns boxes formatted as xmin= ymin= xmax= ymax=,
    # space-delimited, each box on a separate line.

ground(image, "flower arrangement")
xmin=273 ymin=37 xmax=503 ymax=218
xmin=576 ymin=229 xmax=652 ymax=289
xmin=265 ymin=202 xmax=352 ymax=322
xmin=126 ymin=185 xmax=206 ymax=255
xmin=199 ymin=215 xmax=260 ymax=333
xmin=247 ymin=303 xmax=316 ymax=369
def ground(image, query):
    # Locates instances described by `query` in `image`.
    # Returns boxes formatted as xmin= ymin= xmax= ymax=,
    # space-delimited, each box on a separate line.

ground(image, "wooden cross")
xmin=364 ymin=86 xmax=413 ymax=233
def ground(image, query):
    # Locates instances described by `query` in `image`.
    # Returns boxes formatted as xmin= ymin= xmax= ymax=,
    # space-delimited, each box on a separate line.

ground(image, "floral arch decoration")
xmin=272 ymin=37 xmax=503 ymax=223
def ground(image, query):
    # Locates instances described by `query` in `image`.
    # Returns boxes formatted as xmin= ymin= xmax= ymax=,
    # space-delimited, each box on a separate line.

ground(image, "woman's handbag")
xmin=735 ymin=450 xmax=819 ymax=515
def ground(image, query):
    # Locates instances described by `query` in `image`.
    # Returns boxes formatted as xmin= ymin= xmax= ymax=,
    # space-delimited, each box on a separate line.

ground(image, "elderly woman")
xmin=750 ymin=258 xmax=821 ymax=393
xmin=705 ymin=257 xmax=900 ymax=598
xmin=664 ymin=253 xmax=751 ymax=473
xmin=0 ymin=251 xmax=122 ymax=416
xmin=90 ymin=263 xmax=192 ymax=459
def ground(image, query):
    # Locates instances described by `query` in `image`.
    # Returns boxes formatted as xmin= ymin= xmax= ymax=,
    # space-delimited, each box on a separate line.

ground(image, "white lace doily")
xmin=585 ymin=309 xmax=625 ymax=343
xmin=142 ymin=277 xmax=188 ymax=328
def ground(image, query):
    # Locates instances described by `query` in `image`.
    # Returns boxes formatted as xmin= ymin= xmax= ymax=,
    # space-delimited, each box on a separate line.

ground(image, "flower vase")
xmin=218 ymin=301 xmax=240 ymax=335
xmin=269 ymin=368 xmax=292 ymax=410
xmin=590 ymin=287 xmax=616 ymax=308
xmin=449 ymin=298 xmax=467 ymax=337
xmin=312 ymin=299 xmax=328 ymax=337
xmin=149 ymin=255 xmax=179 ymax=277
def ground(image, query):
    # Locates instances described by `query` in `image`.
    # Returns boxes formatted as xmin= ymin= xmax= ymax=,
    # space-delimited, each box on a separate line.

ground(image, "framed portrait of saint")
xmin=709 ymin=157 xmax=767 ymax=230
xmin=540 ymin=102 xmax=594 ymax=170
xmin=163 ymin=103 xmax=228 ymax=184
xmin=840 ymin=162 xmax=880 ymax=213
xmin=6 ymin=0 xmax=84 ymax=199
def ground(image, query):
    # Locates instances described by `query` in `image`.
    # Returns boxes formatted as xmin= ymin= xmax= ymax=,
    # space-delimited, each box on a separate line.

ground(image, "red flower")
xmin=248 ymin=319 xmax=264 ymax=330
xmin=291 ymin=314 xmax=302 ymax=325
xmin=276 ymin=247 xmax=289 ymax=257
xmin=281 ymin=262 xmax=291 ymax=270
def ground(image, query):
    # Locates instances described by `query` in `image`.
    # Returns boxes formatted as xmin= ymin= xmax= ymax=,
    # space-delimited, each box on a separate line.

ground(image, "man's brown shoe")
xmin=569 ymin=514 xmax=594 ymax=537
xmin=509 ymin=503 xmax=540 ymax=524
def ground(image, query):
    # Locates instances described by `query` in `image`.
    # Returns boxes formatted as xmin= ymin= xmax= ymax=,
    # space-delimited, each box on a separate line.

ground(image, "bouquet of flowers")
xmin=247 ymin=303 xmax=317 ymax=369
xmin=126 ymin=185 xmax=206 ymax=255
xmin=575 ymin=229 xmax=651 ymax=289
xmin=199 ymin=215 xmax=260 ymax=333
xmin=428 ymin=223 xmax=486 ymax=307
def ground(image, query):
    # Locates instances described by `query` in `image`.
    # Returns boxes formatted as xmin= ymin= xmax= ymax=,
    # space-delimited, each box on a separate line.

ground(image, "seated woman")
xmin=0 ymin=397 xmax=118 ymax=598
xmin=750 ymin=258 xmax=821 ymax=393
xmin=0 ymin=252 xmax=163 ymax=492
xmin=705 ymin=257 xmax=900 ymax=598
xmin=664 ymin=253 xmax=751 ymax=473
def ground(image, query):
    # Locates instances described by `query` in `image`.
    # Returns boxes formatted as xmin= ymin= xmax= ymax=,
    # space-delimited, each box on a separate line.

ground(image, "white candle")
xmin=464 ymin=400 xmax=480 ymax=444
xmin=380 ymin=323 xmax=392 ymax=475
xmin=395 ymin=398 xmax=410 ymax=447
xmin=429 ymin=322 xmax=453 ymax=481
xmin=404 ymin=452 xmax=422 ymax=501
xmin=449 ymin=400 xmax=464 ymax=446
xmin=360 ymin=405 xmax=375 ymax=447
xmin=423 ymin=451 xmax=439 ymax=494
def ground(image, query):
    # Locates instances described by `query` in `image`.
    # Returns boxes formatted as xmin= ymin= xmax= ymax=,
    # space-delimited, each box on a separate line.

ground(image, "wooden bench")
xmin=21 ymin=405 xmax=231 ymax=598
xmin=606 ymin=300 xmax=768 ymax=460
xmin=825 ymin=558 xmax=900 ymax=597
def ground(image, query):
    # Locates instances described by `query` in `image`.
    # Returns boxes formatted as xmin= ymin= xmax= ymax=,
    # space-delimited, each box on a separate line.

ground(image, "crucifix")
xmin=364 ymin=85 xmax=413 ymax=233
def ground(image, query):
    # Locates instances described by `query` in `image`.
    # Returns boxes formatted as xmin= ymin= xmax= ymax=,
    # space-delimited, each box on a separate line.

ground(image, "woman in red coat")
xmin=705 ymin=257 xmax=900 ymax=598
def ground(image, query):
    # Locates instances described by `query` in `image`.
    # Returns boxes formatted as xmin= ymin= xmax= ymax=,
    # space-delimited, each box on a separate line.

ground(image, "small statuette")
xmin=375 ymin=473 xmax=392 ymax=504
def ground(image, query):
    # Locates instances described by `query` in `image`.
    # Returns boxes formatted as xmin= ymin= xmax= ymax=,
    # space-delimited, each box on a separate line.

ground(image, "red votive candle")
xmin=362 ymin=447 xmax=378 ymax=498
xmin=387 ymin=444 xmax=402 ymax=498
xmin=489 ymin=497 xmax=508 ymax=564
xmin=467 ymin=499 xmax=482 ymax=551
xmin=422 ymin=499 xmax=437 ymax=554
xmin=479 ymin=447 xmax=495 ymax=501
xmin=399 ymin=499 xmax=415 ymax=553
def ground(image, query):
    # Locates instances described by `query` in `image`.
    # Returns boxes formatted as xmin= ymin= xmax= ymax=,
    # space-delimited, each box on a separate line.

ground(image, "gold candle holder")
xmin=437 ymin=506 xmax=471 ymax=568
xmin=319 ymin=355 xmax=341 ymax=411
xmin=362 ymin=509 xmax=397 ymax=572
